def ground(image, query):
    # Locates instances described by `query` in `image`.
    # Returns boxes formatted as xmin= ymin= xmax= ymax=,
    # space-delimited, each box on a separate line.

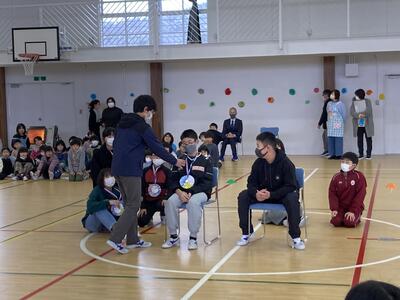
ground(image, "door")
xmin=384 ymin=76 xmax=400 ymax=154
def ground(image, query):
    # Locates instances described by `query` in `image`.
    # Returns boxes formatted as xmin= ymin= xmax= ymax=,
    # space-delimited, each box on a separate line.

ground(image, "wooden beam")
xmin=150 ymin=62 xmax=164 ymax=139
xmin=323 ymin=56 xmax=335 ymax=90
xmin=0 ymin=67 xmax=7 ymax=147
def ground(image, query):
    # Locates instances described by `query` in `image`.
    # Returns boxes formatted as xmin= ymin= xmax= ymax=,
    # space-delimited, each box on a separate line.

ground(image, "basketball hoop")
xmin=18 ymin=53 xmax=41 ymax=76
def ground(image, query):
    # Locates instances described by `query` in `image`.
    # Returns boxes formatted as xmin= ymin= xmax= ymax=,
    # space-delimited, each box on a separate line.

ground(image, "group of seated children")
xmin=82 ymin=129 xmax=214 ymax=251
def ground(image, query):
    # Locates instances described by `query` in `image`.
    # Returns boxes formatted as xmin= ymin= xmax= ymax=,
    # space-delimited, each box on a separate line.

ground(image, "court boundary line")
xmin=351 ymin=164 xmax=381 ymax=287
xmin=181 ymin=168 xmax=319 ymax=299
xmin=19 ymin=170 xmax=251 ymax=299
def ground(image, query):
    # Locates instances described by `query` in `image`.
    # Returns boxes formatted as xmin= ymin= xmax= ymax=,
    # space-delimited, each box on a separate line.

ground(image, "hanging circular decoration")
xmin=379 ymin=93 xmax=385 ymax=100
xmin=305 ymin=100 xmax=311 ymax=104
xmin=129 ymin=92 xmax=135 ymax=97
xmin=238 ymin=101 xmax=245 ymax=108
xmin=90 ymin=93 xmax=97 ymax=100
xmin=163 ymin=88 xmax=170 ymax=93
xmin=267 ymin=97 xmax=275 ymax=104
xmin=313 ymin=88 xmax=320 ymax=93
xmin=366 ymin=89 xmax=374 ymax=96
xmin=209 ymin=101 xmax=216 ymax=107
xmin=179 ymin=103 xmax=187 ymax=110
xmin=289 ymin=89 xmax=296 ymax=96
xmin=251 ymin=88 xmax=258 ymax=96
xmin=225 ymin=88 xmax=232 ymax=96
xmin=198 ymin=88 xmax=205 ymax=95
xmin=341 ymin=88 xmax=348 ymax=94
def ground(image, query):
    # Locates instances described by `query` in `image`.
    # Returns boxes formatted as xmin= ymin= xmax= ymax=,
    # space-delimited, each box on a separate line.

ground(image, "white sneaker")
xmin=188 ymin=239 xmax=198 ymax=250
xmin=12 ymin=176 xmax=18 ymax=181
xmin=236 ymin=234 xmax=251 ymax=246
xmin=126 ymin=239 xmax=152 ymax=249
xmin=161 ymin=216 xmax=166 ymax=225
xmin=106 ymin=240 xmax=129 ymax=254
xmin=162 ymin=237 xmax=180 ymax=249
xmin=283 ymin=216 xmax=308 ymax=228
xmin=23 ymin=176 xmax=28 ymax=181
xmin=292 ymin=237 xmax=305 ymax=250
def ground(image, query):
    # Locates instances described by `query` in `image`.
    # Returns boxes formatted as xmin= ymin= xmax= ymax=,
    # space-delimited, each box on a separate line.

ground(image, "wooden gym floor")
xmin=1 ymin=155 xmax=400 ymax=299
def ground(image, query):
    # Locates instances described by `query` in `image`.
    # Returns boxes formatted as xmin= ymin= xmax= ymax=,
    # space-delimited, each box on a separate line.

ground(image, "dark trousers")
xmin=357 ymin=127 xmax=372 ymax=157
xmin=238 ymin=190 xmax=301 ymax=239
xmin=220 ymin=138 xmax=238 ymax=159
xmin=138 ymin=200 xmax=165 ymax=227
xmin=109 ymin=176 xmax=141 ymax=245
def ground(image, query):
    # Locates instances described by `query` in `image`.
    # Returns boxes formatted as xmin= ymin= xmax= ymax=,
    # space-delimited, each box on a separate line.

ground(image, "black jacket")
xmin=170 ymin=154 xmax=213 ymax=198
xmin=89 ymin=109 xmax=101 ymax=135
xmin=318 ymin=99 xmax=332 ymax=129
xmin=0 ymin=158 xmax=14 ymax=178
xmin=222 ymin=118 xmax=243 ymax=142
xmin=102 ymin=107 xmax=123 ymax=128
xmin=207 ymin=129 xmax=223 ymax=145
xmin=91 ymin=144 xmax=113 ymax=187
xmin=247 ymin=150 xmax=298 ymax=200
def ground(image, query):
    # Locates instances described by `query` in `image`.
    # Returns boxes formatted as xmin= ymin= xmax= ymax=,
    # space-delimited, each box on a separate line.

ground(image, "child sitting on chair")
xmin=82 ymin=168 xmax=123 ymax=233
xmin=0 ymin=148 xmax=14 ymax=180
xmin=32 ymin=146 xmax=61 ymax=180
xmin=68 ymin=138 xmax=86 ymax=181
xmin=13 ymin=147 xmax=34 ymax=181
xmin=138 ymin=153 xmax=171 ymax=227
xmin=329 ymin=152 xmax=367 ymax=227
xmin=162 ymin=129 xmax=213 ymax=251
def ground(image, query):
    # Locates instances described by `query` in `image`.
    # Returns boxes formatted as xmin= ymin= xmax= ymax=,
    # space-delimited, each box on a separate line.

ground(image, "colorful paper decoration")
xmin=90 ymin=93 xmax=97 ymax=100
xmin=379 ymin=93 xmax=385 ymax=100
xmin=225 ymin=88 xmax=232 ymax=96
xmin=238 ymin=101 xmax=245 ymax=108
xmin=386 ymin=183 xmax=397 ymax=191
xmin=163 ymin=88 xmax=170 ymax=93
xmin=289 ymin=89 xmax=296 ymax=96
xmin=198 ymin=88 xmax=205 ymax=95
xmin=341 ymin=88 xmax=348 ymax=94
xmin=366 ymin=89 xmax=374 ymax=96
xmin=267 ymin=97 xmax=275 ymax=104
xmin=313 ymin=88 xmax=320 ymax=93
xmin=209 ymin=101 xmax=215 ymax=107
xmin=179 ymin=103 xmax=187 ymax=110
xmin=305 ymin=100 xmax=311 ymax=104
xmin=129 ymin=92 xmax=135 ymax=97
xmin=251 ymin=88 xmax=258 ymax=96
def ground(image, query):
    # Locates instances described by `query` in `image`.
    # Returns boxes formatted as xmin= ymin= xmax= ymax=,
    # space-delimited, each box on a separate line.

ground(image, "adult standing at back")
xmin=102 ymin=97 xmax=124 ymax=128
xmin=88 ymin=100 xmax=101 ymax=138
xmin=317 ymin=89 xmax=332 ymax=156
xmin=107 ymin=95 xmax=185 ymax=254
xmin=220 ymin=107 xmax=243 ymax=162
xmin=327 ymin=90 xmax=346 ymax=160
xmin=350 ymin=89 xmax=374 ymax=160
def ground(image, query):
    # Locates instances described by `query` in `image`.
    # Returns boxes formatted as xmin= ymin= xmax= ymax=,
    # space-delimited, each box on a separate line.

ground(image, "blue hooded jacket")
xmin=111 ymin=113 xmax=177 ymax=177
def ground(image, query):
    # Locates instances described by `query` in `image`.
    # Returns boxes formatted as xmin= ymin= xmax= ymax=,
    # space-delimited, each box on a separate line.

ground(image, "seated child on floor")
xmin=82 ymin=168 xmax=123 ymax=233
xmin=55 ymin=140 xmax=68 ymax=172
xmin=32 ymin=146 xmax=61 ymax=180
xmin=329 ymin=152 xmax=367 ymax=227
xmin=68 ymin=138 xmax=87 ymax=181
xmin=0 ymin=148 xmax=14 ymax=180
xmin=138 ymin=153 xmax=171 ymax=227
xmin=13 ymin=147 xmax=34 ymax=181
xmin=30 ymin=136 xmax=44 ymax=161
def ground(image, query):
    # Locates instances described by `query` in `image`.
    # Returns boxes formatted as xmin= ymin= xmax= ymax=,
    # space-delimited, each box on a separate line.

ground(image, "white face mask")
xmin=91 ymin=140 xmax=99 ymax=147
xmin=108 ymin=102 xmax=115 ymax=108
xmin=106 ymin=137 xmax=114 ymax=147
xmin=152 ymin=158 xmax=164 ymax=167
xmin=145 ymin=111 xmax=153 ymax=123
xmin=104 ymin=176 xmax=116 ymax=188
xmin=341 ymin=163 xmax=352 ymax=172
xmin=145 ymin=156 xmax=152 ymax=163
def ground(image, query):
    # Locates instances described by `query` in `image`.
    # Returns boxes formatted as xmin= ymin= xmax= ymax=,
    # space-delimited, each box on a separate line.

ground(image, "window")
xmin=101 ymin=0 xmax=150 ymax=47
xmin=160 ymin=0 xmax=208 ymax=45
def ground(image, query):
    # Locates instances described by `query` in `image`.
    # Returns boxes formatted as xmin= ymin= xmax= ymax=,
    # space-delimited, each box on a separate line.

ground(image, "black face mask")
xmin=255 ymin=146 xmax=267 ymax=159
xmin=230 ymin=114 xmax=236 ymax=119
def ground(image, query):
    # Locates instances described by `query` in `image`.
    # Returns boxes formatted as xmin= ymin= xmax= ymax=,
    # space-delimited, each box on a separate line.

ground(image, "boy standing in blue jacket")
xmin=107 ymin=95 xmax=185 ymax=254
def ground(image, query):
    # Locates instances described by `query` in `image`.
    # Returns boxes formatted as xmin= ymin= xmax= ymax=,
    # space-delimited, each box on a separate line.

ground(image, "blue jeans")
xmin=328 ymin=137 xmax=343 ymax=157
xmin=84 ymin=209 xmax=116 ymax=232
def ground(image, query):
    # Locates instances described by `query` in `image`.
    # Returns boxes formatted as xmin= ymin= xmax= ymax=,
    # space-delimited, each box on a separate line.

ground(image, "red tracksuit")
xmin=329 ymin=169 xmax=367 ymax=227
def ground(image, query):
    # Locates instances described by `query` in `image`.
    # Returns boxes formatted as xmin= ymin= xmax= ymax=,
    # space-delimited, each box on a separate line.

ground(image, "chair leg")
xmin=203 ymin=205 xmax=220 ymax=246
xmin=301 ymin=188 xmax=308 ymax=242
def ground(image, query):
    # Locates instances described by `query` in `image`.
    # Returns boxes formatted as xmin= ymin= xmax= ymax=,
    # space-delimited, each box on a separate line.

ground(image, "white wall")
xmin=5 ymin=53 xmax=400 ymax=154
xmin=5 ymin=62 xmax=150 ymax=142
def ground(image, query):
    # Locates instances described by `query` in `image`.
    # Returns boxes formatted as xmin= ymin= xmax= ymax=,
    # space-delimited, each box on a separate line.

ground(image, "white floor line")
xmin=180 ymin=168 xmax=319 ymax=299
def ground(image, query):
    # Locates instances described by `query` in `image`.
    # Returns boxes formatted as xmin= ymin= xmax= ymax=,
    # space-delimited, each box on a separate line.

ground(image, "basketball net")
xmin=18 ymin=53 xmax=40 ymax=76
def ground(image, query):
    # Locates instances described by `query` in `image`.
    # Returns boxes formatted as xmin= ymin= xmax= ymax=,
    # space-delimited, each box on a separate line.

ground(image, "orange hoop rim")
xmin=18 ymin=53 xmax=42 ymax=61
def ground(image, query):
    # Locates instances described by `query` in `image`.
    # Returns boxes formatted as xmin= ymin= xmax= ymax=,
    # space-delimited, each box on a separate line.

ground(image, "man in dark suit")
xmin=220 ymin=107 xmax=243 ymax=162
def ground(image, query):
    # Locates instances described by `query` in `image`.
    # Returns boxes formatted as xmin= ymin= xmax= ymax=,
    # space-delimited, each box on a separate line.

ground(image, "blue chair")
xmin=164 ymin=167 xmax=221 ymax=245
xmin=260 ymin=127 xmax=279 ymax=137
xmin=248 ymin=168 xmax=308 ymax=242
